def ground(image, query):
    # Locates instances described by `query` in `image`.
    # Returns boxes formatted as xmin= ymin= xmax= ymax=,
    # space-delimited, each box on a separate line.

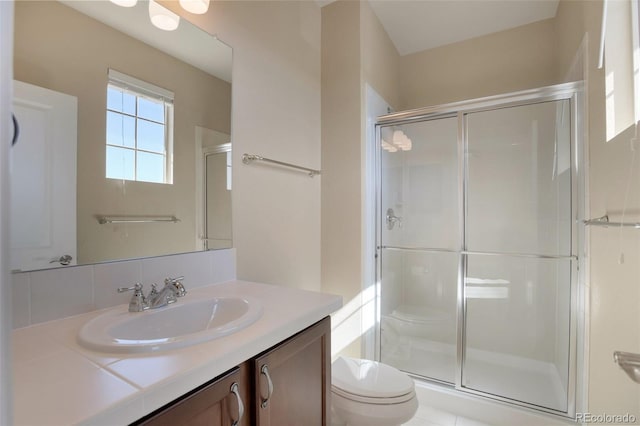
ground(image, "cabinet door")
xmin=254 ymin=316 xmax=331 ymax=426
xmin=135 ymin=363 xmax=250 ymax=426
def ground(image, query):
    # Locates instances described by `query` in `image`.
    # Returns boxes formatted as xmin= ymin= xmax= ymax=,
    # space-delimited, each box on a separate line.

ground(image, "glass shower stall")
xmin=375 ymin=82 xmax=583 ymax=417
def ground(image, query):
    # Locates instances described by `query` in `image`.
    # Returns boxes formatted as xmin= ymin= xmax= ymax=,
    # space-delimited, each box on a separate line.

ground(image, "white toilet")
xmin=331 ymin=356 xmax=418 ymax=426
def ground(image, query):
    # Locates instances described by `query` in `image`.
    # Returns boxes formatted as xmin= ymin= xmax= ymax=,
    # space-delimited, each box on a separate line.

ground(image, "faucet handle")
xmin=117 ymin=283 xmax=144 ymax=294
xmin=148 ymin=283 xmax=159 ymax=298
xmin=165 ymin=276 xmax=187 ymax=297
xmin=117 ymin=283 xmax=148 ymax=312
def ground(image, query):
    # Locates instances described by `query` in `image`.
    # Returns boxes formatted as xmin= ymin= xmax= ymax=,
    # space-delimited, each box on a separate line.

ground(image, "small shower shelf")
xmin=583 ymin=215 xmax=640 ymax=229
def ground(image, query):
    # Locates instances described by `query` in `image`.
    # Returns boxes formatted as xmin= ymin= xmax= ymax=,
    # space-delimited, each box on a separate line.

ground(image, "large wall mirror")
xmin=11 ymin=0 xmax=232 ymax=272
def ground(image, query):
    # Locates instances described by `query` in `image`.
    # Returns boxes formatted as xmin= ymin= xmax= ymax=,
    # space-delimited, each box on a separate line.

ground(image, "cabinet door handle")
xmin=229 ymin=382 xmax=244 ymax=426
xmin=259 ymin=364 xmax=274 ymax=409
xmin=12 ymin=114 xmax=19 ymax=147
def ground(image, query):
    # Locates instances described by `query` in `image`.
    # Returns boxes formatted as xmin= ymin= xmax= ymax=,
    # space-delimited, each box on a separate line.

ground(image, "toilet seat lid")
xmin=332 ymin=356 xmax=414 ymax=398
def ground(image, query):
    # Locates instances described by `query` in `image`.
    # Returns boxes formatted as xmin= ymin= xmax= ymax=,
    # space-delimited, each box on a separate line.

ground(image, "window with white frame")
xmin=106 ymin=69 xmax=174 ymax=184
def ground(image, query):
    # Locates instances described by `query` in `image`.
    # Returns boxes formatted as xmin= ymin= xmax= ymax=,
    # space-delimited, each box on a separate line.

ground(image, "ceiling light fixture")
xmin=148 ymin=0 xmax=180 ymax=31
xmin=109 ymin=0 xmax=138 ymax=6
xmin=179 ymin=0 xmax=210 ymax=14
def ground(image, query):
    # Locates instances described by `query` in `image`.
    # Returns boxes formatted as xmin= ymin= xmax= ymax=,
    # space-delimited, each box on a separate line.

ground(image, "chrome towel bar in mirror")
xmin=97 ymin=215 xmax=180 ymax=224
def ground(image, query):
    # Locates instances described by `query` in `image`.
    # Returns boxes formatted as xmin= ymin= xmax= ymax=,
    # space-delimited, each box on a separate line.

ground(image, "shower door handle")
xmin=386 ymin=208 xmax=402 ymax=230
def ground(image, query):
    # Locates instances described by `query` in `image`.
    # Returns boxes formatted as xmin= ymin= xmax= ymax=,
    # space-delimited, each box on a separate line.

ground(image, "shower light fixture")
xmin=149 ymin=0 xmax=180 ymax=31
xmin=382 ymin=129 xmax=412 ymax=152
xmin=179 ymin=0 xmax=210 ymax=14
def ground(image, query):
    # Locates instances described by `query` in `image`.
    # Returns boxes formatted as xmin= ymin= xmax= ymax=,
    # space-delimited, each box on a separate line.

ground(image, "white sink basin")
xmin=78 ymin=296 xmax=263 ymax=353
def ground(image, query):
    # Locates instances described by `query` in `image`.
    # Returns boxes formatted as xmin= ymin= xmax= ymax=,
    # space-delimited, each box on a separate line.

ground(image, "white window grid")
xmin=106 ymin=69 xmax=174 ymax=184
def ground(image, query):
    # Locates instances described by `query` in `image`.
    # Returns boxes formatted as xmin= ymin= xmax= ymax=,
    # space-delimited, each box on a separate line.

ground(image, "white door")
xmin=10 ymin=80 xmax=77 ymax=271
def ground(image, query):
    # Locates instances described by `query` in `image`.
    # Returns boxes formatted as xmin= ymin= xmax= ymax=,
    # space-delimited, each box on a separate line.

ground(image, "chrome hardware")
xmin=147 ymin=283 xmax=176 ymax=308
xmin=148 ymin=283 xmax=159 ymax=300
xmin=242 ymin=153 xmax=321 ymax=177
xmin=259 ymin=364 xmax=274 ymax=409
xmin=97 ymin=215 xmax=180 ymax=224
xmin=584 ymin=214 xmax=640 ymax=228
xmin=117 ymin=283 xmax=149 ymax=312
xmin=12 ymin=114 xmax=19 ymax=146
xmin=380 ymin=245 xmax=578 ymax=260
xmin=49 ymin=254 xmax=72 ymax=266
xmin=614 ymin=351 xmax=640 ymax=383
xmin=386 ymin=208 xmax=402 ymax=230
xmin=117 ymin=277 xmax=186 ymax=312
xmin=165 ymin=276 xmax=187 ymax=297
xmin=229 ymin=382 xmax=245 ymax=426
xmin=148 ymin=282 xmax=176 ymax=308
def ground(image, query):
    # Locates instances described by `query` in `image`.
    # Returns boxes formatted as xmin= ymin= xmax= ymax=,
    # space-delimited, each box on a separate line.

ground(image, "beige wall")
xmin=399 ymin=18 xmax=557 ymax=109
xmin=321 ymin=0 xmax=363 ymax=357
xmin=321 ymin=0 xmax=401 ymax=357
xmin=14 ymin=1 xmax=231 ymax=264
xmin=361 ymin=1 xmax=401 ymax=110
xmin=555 ymin=0 xmax=640 ymax=418
xmin=162 ymin=1 xmax=322 ymax=291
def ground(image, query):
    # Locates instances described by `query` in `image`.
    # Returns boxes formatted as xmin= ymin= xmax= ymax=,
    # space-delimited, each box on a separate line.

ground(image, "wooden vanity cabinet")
xmin=131 ymin=316 xmax=331 ymax=426
xmin=253 ymin=316 xmax=331 ymax=426
xmin=134 ymin=362 xmax=251 ymax=426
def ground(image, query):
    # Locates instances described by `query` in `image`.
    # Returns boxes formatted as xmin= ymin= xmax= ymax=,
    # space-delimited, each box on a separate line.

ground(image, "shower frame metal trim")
xmin=374 ymin=81 xmax=584 ymax=420
xmin=456 ymin=110 xmax=466 ymax=392
xmin=380 ymin=247 xmax=578 ymax=260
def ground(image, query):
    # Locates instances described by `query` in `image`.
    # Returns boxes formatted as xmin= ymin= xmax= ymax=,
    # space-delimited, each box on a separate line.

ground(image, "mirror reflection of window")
xmin=106 ymin=69 xmax=174 ymax=184
xmin=13 ymin=0 xmax=232 ymax=270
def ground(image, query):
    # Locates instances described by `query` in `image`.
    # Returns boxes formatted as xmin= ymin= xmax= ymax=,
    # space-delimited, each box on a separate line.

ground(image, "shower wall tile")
xmin=12 ymin=249 xmax=237 ymax=328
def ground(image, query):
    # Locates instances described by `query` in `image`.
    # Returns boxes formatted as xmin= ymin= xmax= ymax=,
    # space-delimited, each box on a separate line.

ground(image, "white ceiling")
xmin=323 ymin=0 xmax=560 ymax=56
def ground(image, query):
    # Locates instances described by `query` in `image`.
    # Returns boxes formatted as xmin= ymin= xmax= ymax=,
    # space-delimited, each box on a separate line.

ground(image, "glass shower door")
xmin=379 ymin=117 xmax=459 ymax=384
xmin=462 ymin=100 xmax=573 ymax=412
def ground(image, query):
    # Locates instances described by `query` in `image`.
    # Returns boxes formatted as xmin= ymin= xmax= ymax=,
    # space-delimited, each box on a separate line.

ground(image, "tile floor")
xmin=403 ymin=403 xmax=490 ymax=426
xmin=402 ymin=381 xmax=574 ymax=426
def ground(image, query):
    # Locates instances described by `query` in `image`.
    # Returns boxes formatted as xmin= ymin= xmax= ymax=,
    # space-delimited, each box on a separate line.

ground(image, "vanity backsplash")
xmin=11 ymin=249 xmax=236 ymax=328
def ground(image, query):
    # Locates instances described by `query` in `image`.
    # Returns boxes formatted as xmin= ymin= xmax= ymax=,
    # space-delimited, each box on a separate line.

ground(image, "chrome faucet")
xmin=117 ymin=283 xmax=149 ymax=312
xmin=117 ymin=276 xmax=187 ymax=312
xmin=148 ymin=276 xmax=187 ymax=308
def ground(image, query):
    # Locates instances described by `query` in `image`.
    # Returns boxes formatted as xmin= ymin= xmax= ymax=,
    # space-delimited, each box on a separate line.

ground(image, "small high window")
xmin=106 ymin=69 xmax=174 ymax=184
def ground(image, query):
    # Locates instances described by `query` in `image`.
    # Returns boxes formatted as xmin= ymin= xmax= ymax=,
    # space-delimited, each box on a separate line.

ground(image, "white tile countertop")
xmin=12 ymin=280 xmax=342 ymax=425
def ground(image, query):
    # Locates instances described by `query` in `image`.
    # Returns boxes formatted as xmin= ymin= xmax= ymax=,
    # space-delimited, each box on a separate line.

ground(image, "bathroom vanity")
xmin=12 ymin=280 xmax=341 ymax=425
xmin=136 ymin=317 xmax=330 ymax=425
